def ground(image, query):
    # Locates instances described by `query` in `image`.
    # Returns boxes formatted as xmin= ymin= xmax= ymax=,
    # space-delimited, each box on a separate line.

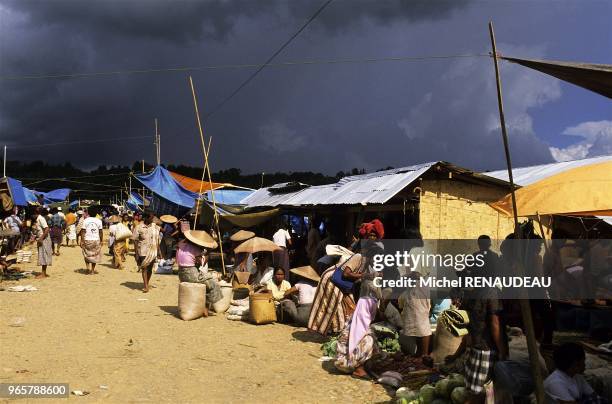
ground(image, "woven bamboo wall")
xmin=419 ymin=179 xmax=515 ymax=241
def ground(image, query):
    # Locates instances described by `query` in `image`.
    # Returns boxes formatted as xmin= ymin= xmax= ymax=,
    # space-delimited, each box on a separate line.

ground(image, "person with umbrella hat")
xmin=279 ymin=265 xmax=320 ymax=326
xmin=159 ymin=215 xmax=179 ymax=260
xmin=176 ymin=229 xmax=222 ymax=316
xmin=230 ymin=230 xmax=255 ymax=272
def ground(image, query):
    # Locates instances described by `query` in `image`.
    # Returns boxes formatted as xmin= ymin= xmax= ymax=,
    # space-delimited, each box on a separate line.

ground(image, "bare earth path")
xmin=1 ymin=240 xmax=388 ymax=403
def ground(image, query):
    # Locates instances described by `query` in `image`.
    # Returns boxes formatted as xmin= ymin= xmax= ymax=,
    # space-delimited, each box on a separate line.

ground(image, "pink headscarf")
xmin=348 ymin=297 xmax=378 ymax=354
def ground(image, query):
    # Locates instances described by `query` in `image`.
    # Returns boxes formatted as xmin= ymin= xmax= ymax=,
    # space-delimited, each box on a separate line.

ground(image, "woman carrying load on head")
xmin=308 ymin=220 xmax=385 ymax=336
xmin=176 ymin=230 xmax=222 ymax=317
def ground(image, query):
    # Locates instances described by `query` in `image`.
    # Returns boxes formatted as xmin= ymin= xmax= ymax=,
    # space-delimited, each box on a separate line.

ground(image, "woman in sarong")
xmin=334 ymin=283 xmax=380 ymax=378
xmin=308 ymin=220 xmax=385 ymax=336
xmin=307 ymin=252 xmax=367 ymax=335
xmin=176 ymin=230 xmax=222 ymax=315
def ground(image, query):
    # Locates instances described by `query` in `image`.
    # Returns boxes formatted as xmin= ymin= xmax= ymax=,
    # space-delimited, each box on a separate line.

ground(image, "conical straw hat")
xmin=234 ymin=237 xmax=279 ymax=254
xmin=290 ymin=265 xmax=320 ymax=282
xmin=184 ymin=230 xmax=218 ymax=249
xmin=230 ymin=230 xmax=255 ymax=242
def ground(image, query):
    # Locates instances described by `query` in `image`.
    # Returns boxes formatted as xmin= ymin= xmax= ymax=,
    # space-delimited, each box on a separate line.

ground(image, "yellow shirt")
xmin=265 ymin=280 xmax=291 ymax=301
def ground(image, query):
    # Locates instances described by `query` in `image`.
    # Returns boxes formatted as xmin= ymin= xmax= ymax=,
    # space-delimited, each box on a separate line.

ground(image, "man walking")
xmin=48 ymin=207 xmax=65 ymax=256
xmin=134 ymin=212 xmax=160 ymax=292
xmin=79 ymin=208 xmax=103 ymax=274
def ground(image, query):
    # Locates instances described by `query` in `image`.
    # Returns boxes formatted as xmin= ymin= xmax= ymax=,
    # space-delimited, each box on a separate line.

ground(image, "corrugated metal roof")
xmin=482 ymin=155 xmax=612 ymax=186
xmin=241 ymin=162 xmax=435 ymax=208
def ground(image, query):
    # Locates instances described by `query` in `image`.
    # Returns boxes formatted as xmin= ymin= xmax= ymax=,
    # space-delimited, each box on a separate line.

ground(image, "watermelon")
xmin=450 ymin=387 xmax=468 ymax=404
xmin=449 ymin=374 xmax=465 ymax=387
xmin=434 ymin=378 xmax=453 ymax=398
xmin=419 ymin=384 xmax=436 ymax=404
xmin=431 ymin=399 xmax=451 ymax=404
xmin=396 ymin=387 xmax=418 ymax=401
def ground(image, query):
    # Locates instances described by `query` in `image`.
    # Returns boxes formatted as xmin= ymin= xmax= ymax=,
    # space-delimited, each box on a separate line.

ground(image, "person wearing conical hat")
xmin=278 ymin=266 xmax=320 ymax=327
xmin=230 ymin=229 xmax=255 ymax=273
xmin=159 ymin=215 xmax=178 ymax=260
xmin=176 ymin=229 xmax=222 ymax=316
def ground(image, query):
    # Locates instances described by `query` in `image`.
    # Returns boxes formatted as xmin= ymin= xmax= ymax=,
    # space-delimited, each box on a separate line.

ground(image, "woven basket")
xmin=249 ymin=293 xmax=276 ymax=325
xmin=232 ymin=271 xmax=253 ymax=291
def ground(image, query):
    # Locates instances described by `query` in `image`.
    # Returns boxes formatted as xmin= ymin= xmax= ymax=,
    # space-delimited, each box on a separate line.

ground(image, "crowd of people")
xmin=2 ymin=207 xmax=609 ymax=404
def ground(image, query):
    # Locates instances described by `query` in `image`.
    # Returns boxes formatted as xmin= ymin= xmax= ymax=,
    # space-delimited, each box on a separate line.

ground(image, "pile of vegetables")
xmin=372 ymin=322 xmax=401 ymax=353
xmin=320 ymin=336 xmax=338 ymax=357
xmin=395 ymin=373 xmax=467 ymax=404
xmin=378 ymin=334 xmax=401 ymax=353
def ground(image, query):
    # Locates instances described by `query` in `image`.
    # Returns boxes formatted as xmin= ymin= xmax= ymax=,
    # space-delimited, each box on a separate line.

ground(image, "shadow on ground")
xmin=159 ymin=305 xmax=180 ymax=318
xmin=120 ymin=281 xmax=144 ymax=290
xmin=292 ymin=330 xmax=327 ymax=344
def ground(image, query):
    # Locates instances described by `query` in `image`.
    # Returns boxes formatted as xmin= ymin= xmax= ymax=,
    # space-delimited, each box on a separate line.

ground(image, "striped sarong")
xmin=37 ymin=236 xmax=53 ymax=266
xmin=81 ymin=240 xmax=101 ymax=263
xmin=308 ymin=254 xmax=364 ymax=335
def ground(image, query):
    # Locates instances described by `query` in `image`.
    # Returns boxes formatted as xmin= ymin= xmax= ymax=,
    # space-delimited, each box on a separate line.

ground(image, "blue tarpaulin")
xmin=40 ymin=188 xmax=71 ymax=203
xmin=204 ymin=189 xmax=254 ymax=205
xmin=22 ymin=187 xmax=38 ymax=204
xmin=7 ymin=177 xmax=27 ymax=206
xmin=135 ymin=166 xmax=198 ymax=209
xmin=126 ymin=192 xmax=144 ymax=212
xmin=21 ymin=187 xmax=71 ymax=205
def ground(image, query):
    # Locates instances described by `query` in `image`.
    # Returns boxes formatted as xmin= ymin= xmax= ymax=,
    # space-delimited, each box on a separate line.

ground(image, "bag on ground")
xmin=178 ymin=282 xmax=206 ymax=321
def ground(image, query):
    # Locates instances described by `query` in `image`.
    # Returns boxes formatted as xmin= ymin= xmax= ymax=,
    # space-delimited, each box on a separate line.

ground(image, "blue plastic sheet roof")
xmin=7 ymin=177 xmax=27 ymax=206
xmin=204 ymin=189 xmax=253 ymax=205
xmin=135 ymin=166 xmax=198 ymax=208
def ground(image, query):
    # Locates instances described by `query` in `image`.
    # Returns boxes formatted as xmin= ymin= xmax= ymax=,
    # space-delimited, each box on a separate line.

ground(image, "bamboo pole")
xmin=188 ymin=76 xmax=226 ymax=276
xmin=489 ymin=21 xmax=545 ymax=403
xmin=192 ymin=137 xmax=210 ymax=231
xmin=154 ymin=118 xmax=160 ymax=165
xmin=141 ymin=160 xmax=146 ymax=208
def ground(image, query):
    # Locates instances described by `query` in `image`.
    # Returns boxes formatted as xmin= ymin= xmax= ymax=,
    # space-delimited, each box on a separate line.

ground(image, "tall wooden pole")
xmin=154 ymin=118 xmax=160 ymax=166
xmin=3 ymin=145 xmax=6 ymax=177
xmin=188 ymin=76 xmax=226 ymax=276
xmin=489 ymin=21 xmax=545 ymax=403
xmin=141 ymin=160 xmax=146 ymax=208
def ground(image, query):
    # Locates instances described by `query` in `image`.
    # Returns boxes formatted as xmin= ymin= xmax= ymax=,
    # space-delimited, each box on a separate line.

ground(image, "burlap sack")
xmin=178 ymin=282 xmax=206 ymax=321
xmin=212 ymin=285 xmax=233 ymax=313
xmin=431 ymin=320 xmax=463 ymax=365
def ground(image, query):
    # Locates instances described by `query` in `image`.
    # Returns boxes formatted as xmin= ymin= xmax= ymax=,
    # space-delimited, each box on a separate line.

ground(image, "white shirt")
xmin=58 ymin=212 xmax=66 ymax=219
xmin=295 ymin=281 xmax=316 ymax=305
xmin=252 ymin=267 xmax=274 ymax=286
xmin=544 ymin=370 xmax=594 ymax=403
xmin=4 ymin=215 xmax=22 ymax=232
xmin=33 ymin=215 xmax=48 ymax=238
xmin=273 ymin=228 xmax=291 ymax=247
xmin=82 ymin=217 xmax=103 ymax=241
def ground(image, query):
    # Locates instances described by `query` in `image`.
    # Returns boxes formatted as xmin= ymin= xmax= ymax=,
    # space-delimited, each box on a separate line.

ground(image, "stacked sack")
xmin=226 ymin=297 xmax=249 ymax=321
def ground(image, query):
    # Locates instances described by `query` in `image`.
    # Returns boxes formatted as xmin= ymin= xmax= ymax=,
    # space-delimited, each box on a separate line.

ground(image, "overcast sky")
xmin=1 ymin=0 xmax=610 ymax=174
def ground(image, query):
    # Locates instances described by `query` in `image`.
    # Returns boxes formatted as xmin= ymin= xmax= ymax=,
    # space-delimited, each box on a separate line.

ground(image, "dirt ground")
xmin=1 ymin=237 xmax=389 ymax=403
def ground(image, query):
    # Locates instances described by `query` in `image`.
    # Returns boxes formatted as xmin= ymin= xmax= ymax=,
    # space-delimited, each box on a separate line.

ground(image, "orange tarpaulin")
xmin=169 ymin=171 xmax=226 ymax=193
xmin=490 ymin=161 xmax=612 ymax=217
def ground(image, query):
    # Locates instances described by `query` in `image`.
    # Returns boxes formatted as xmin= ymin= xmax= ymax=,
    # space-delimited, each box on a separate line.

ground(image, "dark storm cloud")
xmin=3 ymin=0 xmax=272 ymax=43
xmin=1 ymin=0 xmax=580 ymax=175
xmin=288 ymin=0 xmax=469 ymax=32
